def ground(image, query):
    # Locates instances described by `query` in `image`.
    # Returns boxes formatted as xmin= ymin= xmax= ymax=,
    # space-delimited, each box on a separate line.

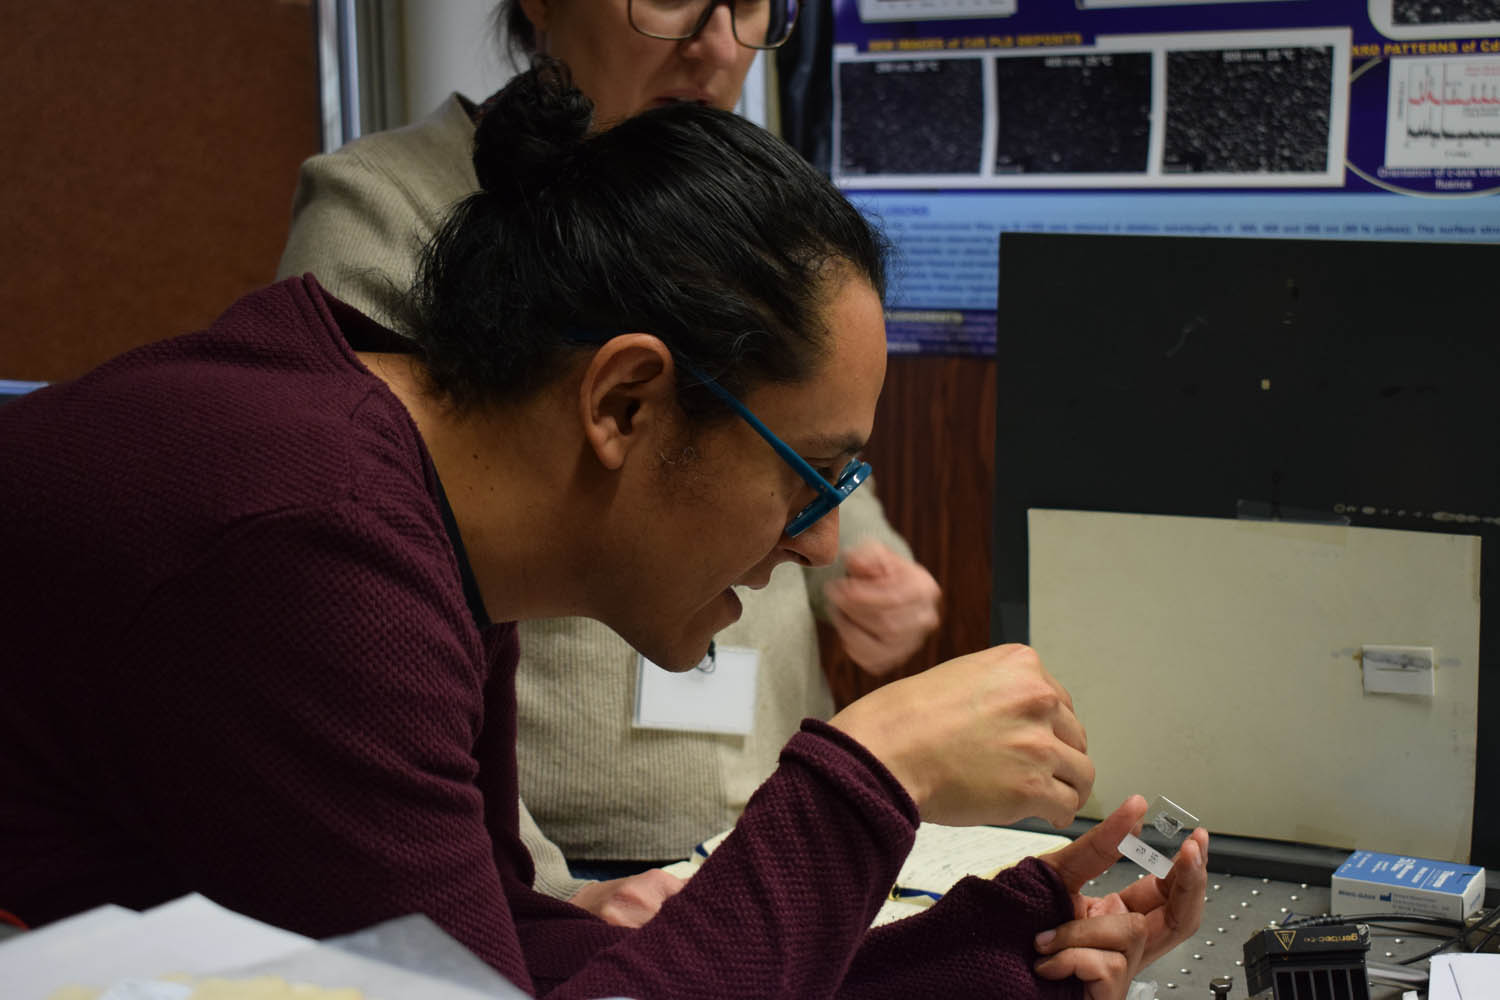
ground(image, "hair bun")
xmin=473 ymin=57 xmax=594 ymax=198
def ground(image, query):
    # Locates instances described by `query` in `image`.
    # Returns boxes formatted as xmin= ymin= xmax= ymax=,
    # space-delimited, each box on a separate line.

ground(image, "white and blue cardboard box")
xmin=1330 ymin=851 xmax=1485 ymax=921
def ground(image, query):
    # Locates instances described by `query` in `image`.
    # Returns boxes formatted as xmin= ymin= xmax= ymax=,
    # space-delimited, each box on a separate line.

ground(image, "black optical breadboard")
xmin=1244 ymin=923 xmax=1371 ymax=1000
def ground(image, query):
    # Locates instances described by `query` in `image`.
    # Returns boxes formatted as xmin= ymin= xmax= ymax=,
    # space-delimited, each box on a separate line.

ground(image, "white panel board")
xmin=1029 ymin=509 xmax=1481 ymax=862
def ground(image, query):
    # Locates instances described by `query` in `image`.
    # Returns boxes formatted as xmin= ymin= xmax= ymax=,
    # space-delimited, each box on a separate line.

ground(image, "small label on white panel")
xmin=634 ymin=646 xmax=758 ymax=735
xmin=1117 ymin=832 xmax=1173 ymax=878
xmin=1362 ymin=644 xmax=1436 ymax=697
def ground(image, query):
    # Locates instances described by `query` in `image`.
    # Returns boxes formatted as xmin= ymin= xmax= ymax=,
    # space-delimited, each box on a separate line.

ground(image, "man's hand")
xmin=830 ymin=643 xmax=1092 ymax=828
xmin=568 ymin=868 xmax=685 ymax=928
xmin=1032 ymin=795 xmax=1210 ymax=1000
xmin=823 ymin=540 xmax=941 ymax=675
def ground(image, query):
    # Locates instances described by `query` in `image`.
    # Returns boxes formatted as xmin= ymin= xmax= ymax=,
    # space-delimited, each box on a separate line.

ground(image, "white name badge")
xmin=633 ymin=645 xmax=759 ymax=735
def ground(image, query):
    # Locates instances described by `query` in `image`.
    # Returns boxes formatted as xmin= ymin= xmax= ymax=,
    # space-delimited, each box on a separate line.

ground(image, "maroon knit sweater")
xmin=0 ymin=276 xmax=1079 ymax=999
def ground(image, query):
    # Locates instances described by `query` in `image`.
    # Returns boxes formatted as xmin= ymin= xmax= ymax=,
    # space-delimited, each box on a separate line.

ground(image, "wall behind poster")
xmin=831 ymin=0 xmax=1500 ymax=354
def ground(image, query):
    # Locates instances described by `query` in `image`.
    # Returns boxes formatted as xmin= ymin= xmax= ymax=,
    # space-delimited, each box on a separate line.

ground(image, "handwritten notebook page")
xmin=664 ymin=823 xmax=1071 ymax=926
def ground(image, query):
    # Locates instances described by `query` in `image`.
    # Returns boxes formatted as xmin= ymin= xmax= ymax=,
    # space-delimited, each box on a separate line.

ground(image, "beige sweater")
xmin=276 ymin=95 xmax=910 ymax=900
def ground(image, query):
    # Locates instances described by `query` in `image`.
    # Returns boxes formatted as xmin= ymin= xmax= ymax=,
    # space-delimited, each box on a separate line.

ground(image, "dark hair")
xmin=494 ymin=0 xmax=536 ymax=64
xmin=406 ymin=58 xmax=887 ymax=417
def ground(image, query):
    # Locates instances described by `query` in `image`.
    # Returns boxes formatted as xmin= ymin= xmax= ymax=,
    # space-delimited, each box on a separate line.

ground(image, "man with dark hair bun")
xmin=3 ymin=62 xmax=1207 ymax=1000
xmin=277 ymin=0 xmax=945 ymax=926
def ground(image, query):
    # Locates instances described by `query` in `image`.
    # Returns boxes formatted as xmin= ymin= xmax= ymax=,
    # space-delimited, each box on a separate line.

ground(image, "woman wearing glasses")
xmin=278 ymin=0 xmax=944 ymax=925
xmin=1 ymin=62 xmax=1204 ymax=1000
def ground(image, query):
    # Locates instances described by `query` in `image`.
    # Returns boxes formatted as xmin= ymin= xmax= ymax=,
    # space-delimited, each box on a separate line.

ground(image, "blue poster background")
xmin=831 ymin=0 xmax=1500 ymax=353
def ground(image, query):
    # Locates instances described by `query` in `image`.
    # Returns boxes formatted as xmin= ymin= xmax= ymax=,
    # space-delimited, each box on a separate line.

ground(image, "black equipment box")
xmin=1243 ymin=923 xmax=1371 ymax=1000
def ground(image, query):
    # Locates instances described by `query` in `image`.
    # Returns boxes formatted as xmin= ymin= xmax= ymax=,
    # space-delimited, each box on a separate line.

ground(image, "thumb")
xmin=841 ymin=540 xmax=893 ymax=580
xmin=1039 ymin=795 xmax=1149 ymax=892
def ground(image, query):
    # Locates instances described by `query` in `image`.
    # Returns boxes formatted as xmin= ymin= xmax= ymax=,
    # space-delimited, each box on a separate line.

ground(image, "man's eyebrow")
xmin=796 ymin=433 xmax=867 ymax=459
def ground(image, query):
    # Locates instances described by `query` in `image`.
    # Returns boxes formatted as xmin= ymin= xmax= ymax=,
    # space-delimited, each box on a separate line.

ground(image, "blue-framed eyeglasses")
xmin=675 ymin=359 xmax=870 ymax=537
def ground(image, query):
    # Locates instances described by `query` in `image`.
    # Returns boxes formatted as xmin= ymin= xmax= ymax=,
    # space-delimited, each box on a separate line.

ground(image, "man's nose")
xmin=783 ymin=505 xmax=840 ymax=569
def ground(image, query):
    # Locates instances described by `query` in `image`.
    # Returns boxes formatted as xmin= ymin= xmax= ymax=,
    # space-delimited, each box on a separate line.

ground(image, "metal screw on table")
xmin=1208 ymin=975 xmax=1233 ymax=999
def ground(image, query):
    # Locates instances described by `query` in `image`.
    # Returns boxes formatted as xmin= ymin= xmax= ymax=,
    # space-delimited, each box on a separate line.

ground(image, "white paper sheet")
xmin=665 ymin=822 xmax=1071 ymax=926
xmin=1428 ymin=953 xmax=1500 ymax=1000
xmin=0 ymin=895 xmax=310 ymax=999
xmin=1 ymin=895 xmax=636 ymax=1000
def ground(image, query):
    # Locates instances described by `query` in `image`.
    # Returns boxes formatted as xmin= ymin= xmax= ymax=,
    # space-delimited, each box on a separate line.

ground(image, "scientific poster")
xmin=831 ymin=0 xmax=1500 ymax=352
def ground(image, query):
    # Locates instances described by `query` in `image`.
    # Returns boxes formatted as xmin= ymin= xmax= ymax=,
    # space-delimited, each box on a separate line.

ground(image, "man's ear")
xmin=578 ymin=334 xmax=677 ymax=471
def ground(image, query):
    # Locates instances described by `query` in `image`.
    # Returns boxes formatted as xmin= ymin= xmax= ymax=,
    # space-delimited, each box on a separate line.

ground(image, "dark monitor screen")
xmin=989 ymin=232 xmax=1498 ymax=866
